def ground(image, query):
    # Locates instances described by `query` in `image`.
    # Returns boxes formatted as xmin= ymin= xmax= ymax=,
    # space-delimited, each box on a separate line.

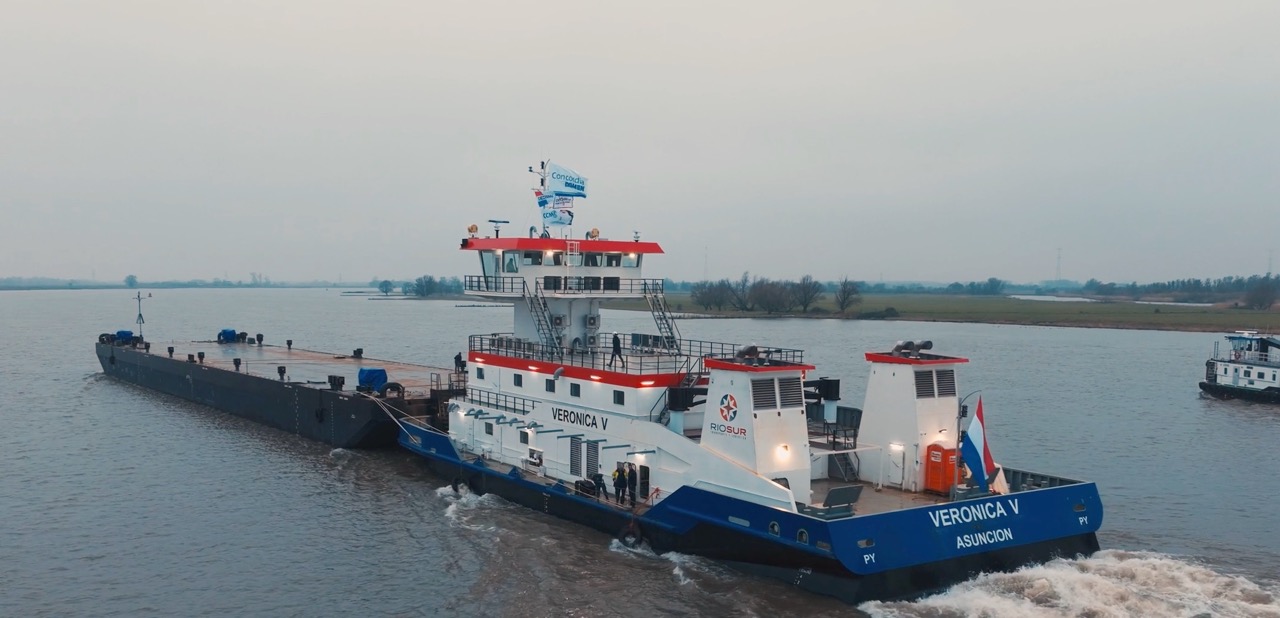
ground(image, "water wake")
xmin=435 ymin=484 xmax=500 ymax=531
xmin=861 ymin=550 xmax=1280 ymax=618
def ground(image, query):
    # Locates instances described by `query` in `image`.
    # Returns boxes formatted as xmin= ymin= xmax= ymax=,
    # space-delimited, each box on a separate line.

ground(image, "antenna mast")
xmin=529 ymin=160 xmax=549 ymax=235
xmin=134 ymin=291 xmax=147 ymax=339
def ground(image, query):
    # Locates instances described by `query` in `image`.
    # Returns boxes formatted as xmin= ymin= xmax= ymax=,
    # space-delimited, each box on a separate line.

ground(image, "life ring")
xmin=619 ymin=521 xmax=643 ymax=549
xmin=1233 ymin=351 xmax=1242 ymax=360
xmin=379 ymin=382 xmax=404 ymax=398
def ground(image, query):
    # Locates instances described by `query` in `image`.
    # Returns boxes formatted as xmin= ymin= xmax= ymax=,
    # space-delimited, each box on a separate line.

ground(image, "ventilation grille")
xmin=752 ymin=378 xmax=778 ymax=410
xmin=586 ymin=441 xmax=599 ymax=476
xmin=935 ymin=369 xmax=956 ymax=397
xmin=914 ymin=371 xmax=935 ymax=399
xmin=778 ymin=377 xmax=804 ymax=408
xmin=570 ymin=436 xmax=582 ymax=476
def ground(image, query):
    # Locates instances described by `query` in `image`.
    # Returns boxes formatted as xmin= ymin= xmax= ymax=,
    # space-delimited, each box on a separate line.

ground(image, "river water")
xmin=2 ymin=288 xmax=1278 ymax=617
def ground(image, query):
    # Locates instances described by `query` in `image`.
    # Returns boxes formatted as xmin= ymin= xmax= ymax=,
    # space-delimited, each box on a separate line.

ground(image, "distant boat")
xmin=1199 ymin=331 xmax=1280 ymax=403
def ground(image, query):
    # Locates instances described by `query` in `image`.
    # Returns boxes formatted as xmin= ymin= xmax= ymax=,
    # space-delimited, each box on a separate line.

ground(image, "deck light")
xmin=640 ymin=380 xmax=655 ymax=386
xmin=590 ymin=375 xmax=602 ymax=380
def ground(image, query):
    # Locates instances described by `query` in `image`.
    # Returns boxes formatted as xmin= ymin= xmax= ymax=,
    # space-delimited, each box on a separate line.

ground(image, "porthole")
xmin=797 ymin=529 xmax=809 ymax=544
xmin=768 ymin=522 xmax=780 ymax=536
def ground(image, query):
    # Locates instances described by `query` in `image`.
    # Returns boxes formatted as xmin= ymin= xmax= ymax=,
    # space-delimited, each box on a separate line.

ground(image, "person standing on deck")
xmin=627 ymin=463 xmax=638 ymax=507
xmin=613 ymin=464 xmax=627 ymax=504
xmin=609 ymin=332 xmax=625 ymax=369
xmin=591 ymin=470 xmax=607 ymax=500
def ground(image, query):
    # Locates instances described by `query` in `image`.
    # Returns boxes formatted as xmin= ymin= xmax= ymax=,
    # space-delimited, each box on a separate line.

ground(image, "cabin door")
xmin=638 ymin=465 xmax=650 ymax=500
xmin=887 ymin=449 xmax=906 ymax=487
xmin=1233 ymin=367 xmax=1240 ymax=386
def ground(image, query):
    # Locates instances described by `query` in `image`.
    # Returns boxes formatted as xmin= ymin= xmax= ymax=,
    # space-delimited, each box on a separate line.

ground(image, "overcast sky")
xmin=3 ymin=1 xmax=1277 ymax=285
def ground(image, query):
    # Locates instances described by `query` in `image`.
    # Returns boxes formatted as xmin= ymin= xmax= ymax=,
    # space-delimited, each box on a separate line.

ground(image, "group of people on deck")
xmin=591 ymin=463 xmax=638 ymax=506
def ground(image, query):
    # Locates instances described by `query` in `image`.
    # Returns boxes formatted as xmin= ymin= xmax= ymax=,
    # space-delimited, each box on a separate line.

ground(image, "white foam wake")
xmin=435 ymin=484 xmax=499 ymax=531
xmin=861 ymin=550 xmax=1279 ymax=618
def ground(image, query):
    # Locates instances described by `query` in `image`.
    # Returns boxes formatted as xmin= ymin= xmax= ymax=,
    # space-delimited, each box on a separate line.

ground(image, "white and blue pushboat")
xmin=1200 ymin=331 xmax=1280 ymax=404
xmin=394 ymin=177 xmax=1102 ymax=603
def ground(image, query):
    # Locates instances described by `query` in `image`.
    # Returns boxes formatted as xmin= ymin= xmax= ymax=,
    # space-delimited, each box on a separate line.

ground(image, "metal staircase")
xmin=523 ymin=279 xmax=560 ymax=354
xmin=832 ymin=452 xmax=857 ymax=482
xmin=643 ymin=280 xmax=681 ymax=350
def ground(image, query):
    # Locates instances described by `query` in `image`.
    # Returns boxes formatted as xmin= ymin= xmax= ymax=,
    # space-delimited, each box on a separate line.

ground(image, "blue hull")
xmin=399 ymin=422 xmax=1101 ymax=603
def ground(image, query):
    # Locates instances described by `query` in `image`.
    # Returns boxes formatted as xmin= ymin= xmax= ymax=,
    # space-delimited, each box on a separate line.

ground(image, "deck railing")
xmin=1213 ymin=349 xmax=1277 ymax=366
xmin=463 ymin=387 xmax=538 ymax=415
xmin=468 ymin=333 xmax=805 ymax=375
xmin=464 ymin=275 xmax=665 ymax=296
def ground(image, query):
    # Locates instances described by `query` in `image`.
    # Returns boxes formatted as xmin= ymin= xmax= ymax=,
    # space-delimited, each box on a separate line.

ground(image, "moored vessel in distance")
xmin=1199 ymin=331 xmax=1280 ymax=403
xmin=390 ymin=160 xmax=1103 ymax=604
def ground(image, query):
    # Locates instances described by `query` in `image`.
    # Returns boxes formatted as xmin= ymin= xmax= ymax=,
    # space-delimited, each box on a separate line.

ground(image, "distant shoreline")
xmin=619 ymin=293 xmax=1280 ymax=334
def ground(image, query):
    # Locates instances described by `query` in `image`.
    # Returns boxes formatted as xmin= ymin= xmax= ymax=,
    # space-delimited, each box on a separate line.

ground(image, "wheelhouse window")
xmin=584 ymin=252 xmax=603 ymax=267
xmin=479 ymin=250 xmax=498 ymax=279
xmin=623 ymin=253 xmax=641 ymax=268
xmin=502 ymin=252 xmax=519 ymax=273
xmin=605 ymin=253 xmax=622 ymax=267
xmin=522 ymin=251 xmax=543 ymax=266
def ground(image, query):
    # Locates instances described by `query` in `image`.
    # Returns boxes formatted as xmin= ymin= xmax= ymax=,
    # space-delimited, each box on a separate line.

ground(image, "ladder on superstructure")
xmin=643 ymin=280 xmax=681 ymax=351
xmin=523 ymin=279 xmax=560 ymax=355
xmin=832 ymin=452 xmax=857 ymax=482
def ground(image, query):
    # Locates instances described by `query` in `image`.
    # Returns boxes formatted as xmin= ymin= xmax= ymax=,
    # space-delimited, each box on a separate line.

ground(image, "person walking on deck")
xmin=627 ymin=463 xmax=638 ymax=507
xmin=613 ymin=465 xmax=627 ymax=504
xmin=608 ymin=332 xmax=625 ymax=369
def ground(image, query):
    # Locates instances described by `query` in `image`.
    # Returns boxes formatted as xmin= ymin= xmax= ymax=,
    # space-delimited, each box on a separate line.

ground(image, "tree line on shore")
xmin=376 ymin=276 xmax=464 ymax=297
xmin=1082 ymin=274 xmax=1277 ymax=309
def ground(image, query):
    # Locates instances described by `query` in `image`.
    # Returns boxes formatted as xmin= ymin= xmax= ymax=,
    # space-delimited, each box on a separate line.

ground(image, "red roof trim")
xmin=864 ymin=352 xmax=969 ymax=365
xmin=461 ymin=237 xmax=665 ymax=254
xmin=469 ymin=352 xmax=684 ymax=388
xmin=703 ymin=358 xmax=816 ymax=373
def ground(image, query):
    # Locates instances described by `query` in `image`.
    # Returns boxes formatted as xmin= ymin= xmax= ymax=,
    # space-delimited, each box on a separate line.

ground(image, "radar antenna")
xmin=488 ymin=219 xmax=509 ymax=238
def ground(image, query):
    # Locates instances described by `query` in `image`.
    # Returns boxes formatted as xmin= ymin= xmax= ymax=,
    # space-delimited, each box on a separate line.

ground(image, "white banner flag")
xmin=541 ymin=206 xmax=575 ymax=226
xmin=546 ymin=162 xmax=588 ymax=198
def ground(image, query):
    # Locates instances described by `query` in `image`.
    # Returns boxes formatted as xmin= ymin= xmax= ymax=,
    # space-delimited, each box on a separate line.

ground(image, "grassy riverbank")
xmin=614 ymin=293 xmax=1280 ymax=333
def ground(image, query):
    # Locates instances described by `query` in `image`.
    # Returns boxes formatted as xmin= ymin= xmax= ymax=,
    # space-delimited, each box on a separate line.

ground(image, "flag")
xmin=960 ymin=397 xmax=998 ymax=493
xmin=546 ymin=161 xmax=588 ymax=198
xmin=535 ymin=190 xmax=575 ymax=226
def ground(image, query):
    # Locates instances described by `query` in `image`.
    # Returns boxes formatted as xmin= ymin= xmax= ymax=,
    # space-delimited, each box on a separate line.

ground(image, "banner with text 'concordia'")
xmin=547 ymin=162 xmax=588 ymax=198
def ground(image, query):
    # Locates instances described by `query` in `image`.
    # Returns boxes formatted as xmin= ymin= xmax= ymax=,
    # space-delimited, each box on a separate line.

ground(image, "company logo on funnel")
xmin=719 ymin=394 xmax=738 ymax=421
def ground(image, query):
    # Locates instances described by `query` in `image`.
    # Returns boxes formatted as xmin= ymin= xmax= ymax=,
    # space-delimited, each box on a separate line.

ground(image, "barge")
xmin=95 ymin=331 xmax=463 ymax=448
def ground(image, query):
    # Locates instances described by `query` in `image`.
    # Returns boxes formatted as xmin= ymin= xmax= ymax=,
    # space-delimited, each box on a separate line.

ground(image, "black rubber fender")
xmin=315 ymin=408 xmax=324 ymax=423
xmin=451 ymin=477 xmax=463 ymax=493
xmin=379 ymin=382 xmax=404 ymax=398
xmin=619 ymin=521 xmax=643 ymax=548
xmin=98 ymin=333 xmax=111 ymax=344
